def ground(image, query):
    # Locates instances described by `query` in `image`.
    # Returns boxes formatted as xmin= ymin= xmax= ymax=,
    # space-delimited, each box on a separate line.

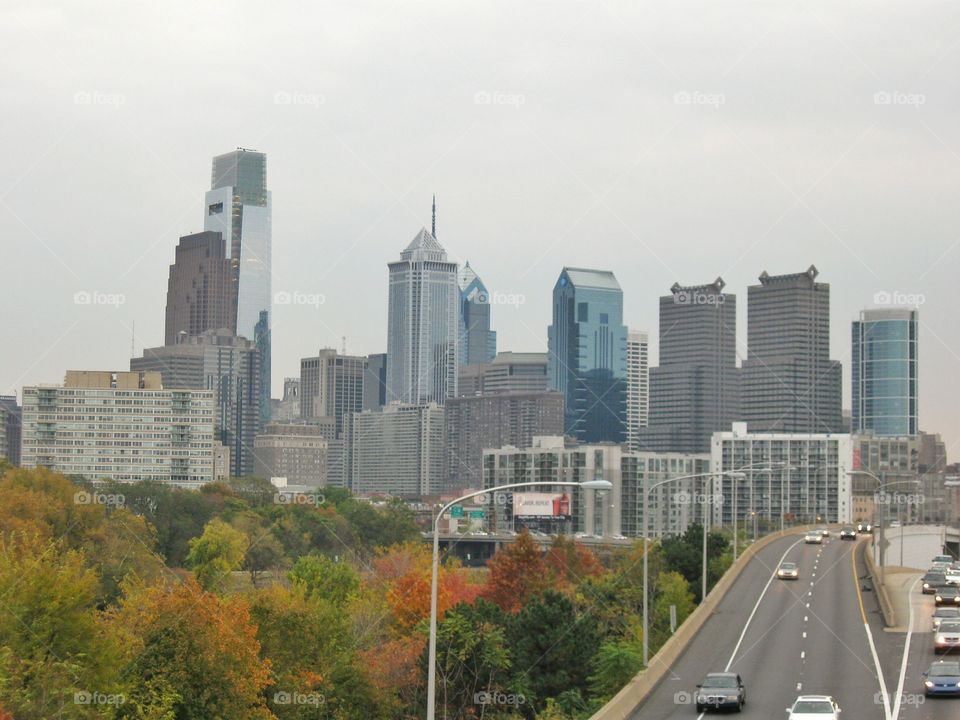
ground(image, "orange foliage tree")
xmin=546 ymin=534 xmax=605 ymax=589
xmin=480 ymin=530 xmax=551 ymax=612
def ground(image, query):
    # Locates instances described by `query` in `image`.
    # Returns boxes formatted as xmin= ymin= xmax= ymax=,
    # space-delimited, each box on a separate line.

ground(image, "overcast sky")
xmin=3 ymin=1 xmax=959 ymax=453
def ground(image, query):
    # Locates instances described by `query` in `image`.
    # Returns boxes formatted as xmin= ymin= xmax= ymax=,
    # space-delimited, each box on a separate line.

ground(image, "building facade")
xmin=299 ymin=349 xmax=366 ymax=437
xmin=547 ymin=268 xmax=627 ymax=443
xmin=271 ymin=378 xmax=301 ymax=422
xmin=741 ymin=267 xmax=843 ymax=433
xmin=163 ymin=230 xmax=235 ymax=345
xmin=626 ymin=330 xmax=649 ymax=452
xmin=445 ymin=391 xmax=564 ymax=489
xmin=711 ymin=423 xmax=854 ymax=527
xmin=344 ymin=403 xmax=446 ymax=496
xmin=0 ymin=395 xmax=21 ymax=466
xmin=643 ymin=278 xmax=740 ymax=454
xmin=20 ymin=371 xmax=216 ymax=487
xmin=363 ymin=353 xmax=388 ymax=410
xmin=386 ymin=227 xmax=459 ymax=404
xmin=458 ymin=262 xmax=496 ymax=365
xmin=852 ymin=308 xmax=919 ymax=437
xmin=253 ymin=423 xmax=328 ymax=486
xmin=131 ymin=331 xmax=261 ymax=477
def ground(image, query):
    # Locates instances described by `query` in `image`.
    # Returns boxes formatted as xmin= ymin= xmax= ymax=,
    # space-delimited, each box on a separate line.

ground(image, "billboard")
xmin=514 ymin=492 xmax=571 ymax=519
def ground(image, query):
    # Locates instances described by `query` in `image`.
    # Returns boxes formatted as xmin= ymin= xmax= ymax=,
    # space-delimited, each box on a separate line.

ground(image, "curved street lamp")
xmin=426 ymin=478 xmax=613 ymax=720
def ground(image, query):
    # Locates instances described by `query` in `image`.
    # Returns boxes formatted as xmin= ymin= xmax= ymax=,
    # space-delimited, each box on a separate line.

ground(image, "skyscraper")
xmin=299 ymin=349 xmax=367 ymax=437
xmin=741 ymin=266 xmax=842 ymax=433
xmin=547 ymin=268 xmax=627 ymax=443
xmin=254 ymin=310 xmax=271 ymax=425
xmin=852 ymin=308 xmax=918 ymax=436
xmin=363 ymin=353 xmax=388 ymax=411
xmin=203 ymin=148 xmax=272 ymax=398
xmin=626 ymin=330 xmax=649 ymax=452
xmin=458 ymin=262 xmax=496 ymax=365
xmin=386 ymin=221 xmax=459 ymax=404
xmin=164 ymin=231 xmax=235 ymax=345
xmin=642 ymin=278 xmax=739 ymax=453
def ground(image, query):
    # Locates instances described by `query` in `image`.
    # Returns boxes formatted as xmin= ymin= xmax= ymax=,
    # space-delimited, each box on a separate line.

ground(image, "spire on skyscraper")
xmin=431 ymin=194 xmax=436 ymax=238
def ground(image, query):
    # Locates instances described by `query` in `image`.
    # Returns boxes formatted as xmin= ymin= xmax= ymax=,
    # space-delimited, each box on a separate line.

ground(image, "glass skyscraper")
xmin=852 ymin=308 xmax=918 ymax=436
xmin=458 ymin=261 xmax=496 ymax=365
xmin=547 ymin=268 xmax=627 ymax=443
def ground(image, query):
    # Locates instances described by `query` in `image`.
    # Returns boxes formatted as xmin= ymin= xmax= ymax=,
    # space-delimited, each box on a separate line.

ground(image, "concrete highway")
xmin=630 ymin=531 xmax=927 ymax=720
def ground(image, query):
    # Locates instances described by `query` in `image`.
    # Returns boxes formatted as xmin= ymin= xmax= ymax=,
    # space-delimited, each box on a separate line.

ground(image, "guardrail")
xmin=589 ymin=525 xmax=819 ymax=720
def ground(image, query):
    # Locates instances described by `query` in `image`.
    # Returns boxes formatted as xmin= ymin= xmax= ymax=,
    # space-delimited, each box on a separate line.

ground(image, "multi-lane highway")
xmin=629 ymin=530 xmax=957 ymax=720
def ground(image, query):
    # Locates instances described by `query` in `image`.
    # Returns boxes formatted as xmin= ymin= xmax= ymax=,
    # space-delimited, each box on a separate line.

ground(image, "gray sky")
xmin=2 ymin=1 xmax=959 ymax=453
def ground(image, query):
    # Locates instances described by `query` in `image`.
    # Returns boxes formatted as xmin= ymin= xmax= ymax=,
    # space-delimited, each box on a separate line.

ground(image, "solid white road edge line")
xmin=891 ymin=577 xmax=920 ymax=720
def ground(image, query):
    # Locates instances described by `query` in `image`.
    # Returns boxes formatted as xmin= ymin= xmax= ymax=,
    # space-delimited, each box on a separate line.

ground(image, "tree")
xmin=231 ymin=512 xmax=287 ymax=586
xmin=588 ymin=640 xmax=643 ymax=698
xmin=481 ymin=531 xmax=551 ymax=613
xmin=82 ymin=507 xmax=168 ymax=604
xmin=186 ymin=518 xmax=246 ymax=591
xmin=110 ymin=578 xmax=272 ymax=720
xmin=337 ymin=497 xmax=419 ymax=550
xmin=545 ymin=535 xmax=604 ymax=589
xmin=660 ymin=524 xmax=728 ymax=601
xmin=289 ymin=553 xmax=360 ymax=604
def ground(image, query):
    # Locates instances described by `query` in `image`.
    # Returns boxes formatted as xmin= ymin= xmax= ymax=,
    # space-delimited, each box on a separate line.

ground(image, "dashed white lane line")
xmin=803 ymin=631 xmax=807 ymax=638
xmin=804 ymin=616 xmax=808 ymax=622
xmin=801 ymin=651 xmax=805 ymax=660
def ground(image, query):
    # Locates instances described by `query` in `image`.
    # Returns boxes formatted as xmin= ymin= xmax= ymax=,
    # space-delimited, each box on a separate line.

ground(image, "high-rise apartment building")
xmin=643 ymin=279 xmax=739 ymax=453
xmin=131 ymin=331 xmax=261 ymax=477
xmin=626 ymin=330 xmax=649 ymax=452
xmin=254 ymin=423 xmax=328 ymax=486
xmin=852 ymin=308 xmax=919 ymax=436
xmin=547 ymin=268 xmax=627 ymax=443
xmin=386 ymin=225 xmax=459 ymax=404
xmin=164 ymin=231 xmax=235 ymax=345
xmin=344 ymin=403 xmax=445 ymax=496
xmin=363 ymin=353 xmax=388 ymax=411
xmin=458 ymin=262 xmax=496 ymax=365
xmin=203 ymin=148 xmax=272 ymax=400
xmin=299 ymin=350 xmax=366 ymax=437
xmin=20 ymin=371 xmax=216 ymax=487
xmin=445 ymin=391 xmax=564 ymax=489
xmin=0 ymin=396 xmax=21 ymax=466
xmin=741 ymin=267 xmax=842 ymax=433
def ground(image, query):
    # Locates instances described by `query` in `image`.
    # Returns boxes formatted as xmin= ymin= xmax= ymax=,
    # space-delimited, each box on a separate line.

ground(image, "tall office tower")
xmin=741 ymin=267 xmax=842 ymax=433
xmin=20 ymin=371 xmax=216 ymax=487
xmin=445 ymin=390 xmax=564 ymax=489
xmin=0 ymin=395 xmax=22 ymax=466
xmin=131 ymin=330 xmax=261 ymax=477
xmin=299 ymin=349 xmax=366 ymax=437
xmin=386 ymin=223 xmax=459 ymax=404
xmin=344 ymin=403 xmax=446 ymax=496
xmin=484 ymin=352 xmax=549 ymax=394
xmin=458 ymin=262 xmax=496 ymax=365
xmin=254 ymin=423 xmax=328 ymax=486
xmin=643 ymin=278 xmax=739 ymax=453
xmin=363 ymin=353 xmax=388 ymax=411
xmin=164 ymin=231 xmax=235 ymax=345
xmin=852 ymin=308 xmax=919 ymax=436
xmin=547 ymin=268 xmax=627 ymax=443
xmin=203 ymin=148 xmax=272 ymax=398
xmin=626 ymin=330 xmax=650 ymax=452
xmin=254 ymin=310 xmax=271 ymax=425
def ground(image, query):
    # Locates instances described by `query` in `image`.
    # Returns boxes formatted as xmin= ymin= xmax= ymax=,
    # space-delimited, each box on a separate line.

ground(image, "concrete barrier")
xmin=589 ymin=525 xmax=818 ymax=720
xmin=863 ymin=536 xmax=897 ymax=628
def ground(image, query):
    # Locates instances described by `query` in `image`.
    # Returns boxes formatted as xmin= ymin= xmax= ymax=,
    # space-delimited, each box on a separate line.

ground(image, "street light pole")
xmin=426 ymin=478 xmax=612 ymax=720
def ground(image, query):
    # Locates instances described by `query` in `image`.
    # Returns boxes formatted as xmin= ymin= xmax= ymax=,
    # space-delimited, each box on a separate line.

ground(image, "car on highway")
xmin=933 ymin=555 xmax=955 ymax=565
xmin=856 ymin=521 xmax=873 ymax=533
xmin=946 ymin=568 xmax=960 ymax=586
xmin=695 ymin=672 xmax=745 ymax=712
xmin=839 ymin=527 xmax=857 ymax=540
xmin=935 ymin=587 xmax=960 ymax=607
xmin=933 ymin=607 xmax=960 ymax=631
xmin=777 ymin=562 xmax=800 ymax=580
xmin=804 ymin=533 xmax=823 ymax=544
xmin=819 ymin=528 xmax=831 ymax=537
xmin=889 ymin=520 xmax=902 ymax=528
xmin=932 ymin=561 xmax=952 ymax=572
xmin=785 ymin=695 xmax=842 ymax=720
xmin=923 ymin=571 xmax=948 ymax=594
xmin=922 ymin=660 xmax=960 ymax=696
xmin=934 ymin=621 xmax=960 ymax=653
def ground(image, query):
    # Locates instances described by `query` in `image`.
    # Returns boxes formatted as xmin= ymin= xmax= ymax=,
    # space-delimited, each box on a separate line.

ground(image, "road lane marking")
xmin=801 ymin=651 xmax=805 ymax=659
xmin=891 ymin=577 xmax=920 ymax=720
xmin=853 ymin=541 xmax=892 ymax=720
xmin=802 ymin=631 xmax=806 ymax=638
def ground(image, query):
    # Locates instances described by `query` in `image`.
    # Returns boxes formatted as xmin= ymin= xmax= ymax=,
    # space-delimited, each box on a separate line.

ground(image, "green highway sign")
xmin=468 ymin=510 xmax=485 ymax=519
xmin=450 ymin=505 xmax=464 ymax=518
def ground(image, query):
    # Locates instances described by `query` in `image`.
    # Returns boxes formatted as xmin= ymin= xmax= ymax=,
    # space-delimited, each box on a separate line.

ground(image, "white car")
xmin=786 ymin=695 xmax=841 ymax=720
xmin=934 ymin=621 xmax=960 ymax=653
xmin=933 ymin=607 xmax=960 ymax=631
xmin=777 ymin=562 xmax=800 ymax=580
xmin=804 ymin=533 xmax=823 ymax=545
xmin=946 ymin=569 xmax=960 ymax=587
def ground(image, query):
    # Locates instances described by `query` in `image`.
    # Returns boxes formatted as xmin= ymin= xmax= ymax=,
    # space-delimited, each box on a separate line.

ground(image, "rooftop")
xmin=560 ymin=267 xmax=622 ymax=291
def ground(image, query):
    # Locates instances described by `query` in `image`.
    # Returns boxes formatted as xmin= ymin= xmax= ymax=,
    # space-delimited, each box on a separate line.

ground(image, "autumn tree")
xmin=481 ymin=531 xmax=551 ymax=613
xmin=186 ymin=518 xmax=246 ymax=591
xmin=545 ymin=535 xmax=604 ymax=589
xmin=289 ymin=553 xmax=360 ymax=604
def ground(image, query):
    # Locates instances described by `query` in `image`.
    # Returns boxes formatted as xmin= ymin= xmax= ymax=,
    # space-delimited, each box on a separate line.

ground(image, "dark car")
xmin=856 ymin=521 xmax=873 ymax=533
xmin=935 ymin=587 xmax=960 ymax=607
xmin=695 ymin=672 xmax=746 ymax=712
xmin=924 ymin=572 xmax=949 ymax=594
xmin=923 ymin=660 xmax=960 ymax=696
xmin=839 ymin=527 xmax=857 ymax=540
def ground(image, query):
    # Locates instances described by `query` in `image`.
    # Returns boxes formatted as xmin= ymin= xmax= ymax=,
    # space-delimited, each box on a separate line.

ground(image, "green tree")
xmin=660 ymin=524 xmax=728 ymax=601
xmin=288 ymin=553 xmax=360 ymax=604
xmin=186 ymin=518 xmax=246 ymax=591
